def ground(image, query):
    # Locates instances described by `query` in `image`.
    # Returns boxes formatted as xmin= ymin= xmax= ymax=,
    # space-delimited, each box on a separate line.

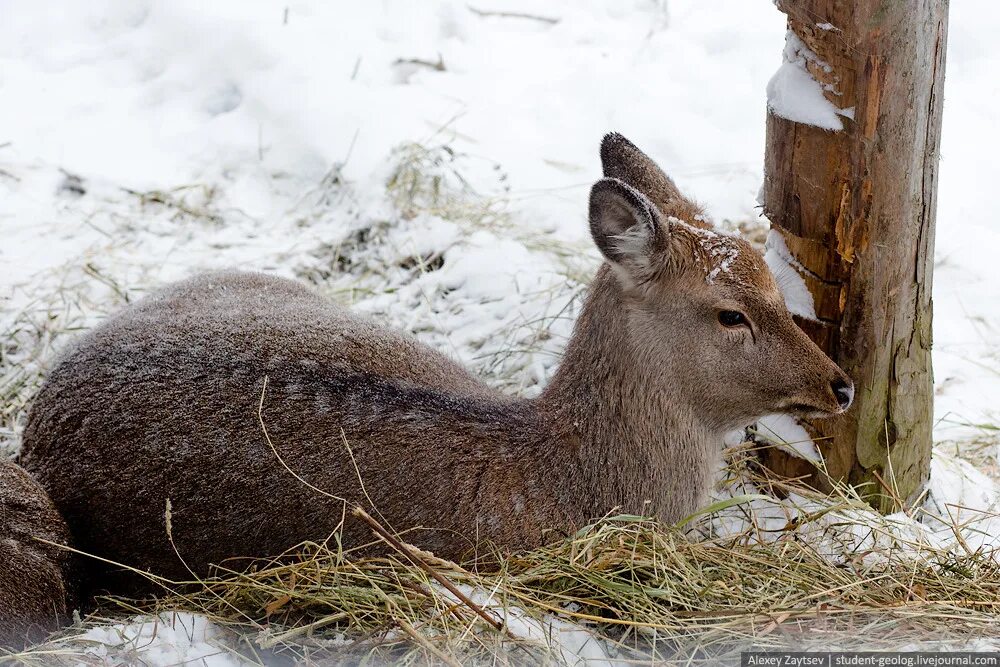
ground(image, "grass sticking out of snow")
xmin=1 ymin=135 xmax=590 ymax=456
xmin=386 ymin=140 xmax=509 ymax=229
xmin=295 ymin=135 xmax=593 ymax=397
xmin=384 ymin=135 xmax=593 ymax=283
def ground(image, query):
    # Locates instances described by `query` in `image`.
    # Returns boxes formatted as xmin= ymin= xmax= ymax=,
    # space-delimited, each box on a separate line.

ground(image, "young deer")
xmin=0 ymin=460 xmax=74 ymax=647
xmin=22 ymin=134 xmax=853 ymax=597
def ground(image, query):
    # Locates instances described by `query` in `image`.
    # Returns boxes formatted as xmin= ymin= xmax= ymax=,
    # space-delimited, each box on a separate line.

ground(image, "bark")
xmin=760 ymin=0 xmax=949 ymax=512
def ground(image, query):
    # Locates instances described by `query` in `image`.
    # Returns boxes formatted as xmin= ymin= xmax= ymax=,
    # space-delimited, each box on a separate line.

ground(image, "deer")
xmin=21 ymin=133 xmax=853 ymax=599
xmin=0 ymin=459 xmax=74 ymax=647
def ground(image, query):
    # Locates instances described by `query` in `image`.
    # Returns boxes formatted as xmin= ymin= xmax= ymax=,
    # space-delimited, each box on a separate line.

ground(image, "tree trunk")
xmin=759 ymin=0 xmax=948 ymax=512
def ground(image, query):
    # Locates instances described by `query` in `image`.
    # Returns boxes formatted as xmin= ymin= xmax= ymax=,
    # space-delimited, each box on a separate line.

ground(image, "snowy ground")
xmin=2 ymin=0 xmax=1000 ymax=663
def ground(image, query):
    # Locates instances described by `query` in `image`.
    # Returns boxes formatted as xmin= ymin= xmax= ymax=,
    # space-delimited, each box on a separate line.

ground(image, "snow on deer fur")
xmin=675 ymin=219 xmax=743 ymax=285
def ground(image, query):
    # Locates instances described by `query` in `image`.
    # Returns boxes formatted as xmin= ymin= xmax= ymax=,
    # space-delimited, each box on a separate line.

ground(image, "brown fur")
xmin=0 ymin=460 xmax=74 ymax=647
xmin=599 ymin=132 xmax=709 ymax=227
xmin=21 ymin=133 xmax=852 ymax=599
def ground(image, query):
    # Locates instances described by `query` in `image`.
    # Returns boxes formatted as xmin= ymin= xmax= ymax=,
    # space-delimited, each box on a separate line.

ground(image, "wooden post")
xmin=760 ymin=0 xmax=948 ymax=512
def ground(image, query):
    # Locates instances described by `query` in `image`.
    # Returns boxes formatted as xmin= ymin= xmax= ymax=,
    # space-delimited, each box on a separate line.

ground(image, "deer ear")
xmin=600 ymin=132 xmax=707 ymax=228
xmin=589 ymin=177 xmax=665 ymax=284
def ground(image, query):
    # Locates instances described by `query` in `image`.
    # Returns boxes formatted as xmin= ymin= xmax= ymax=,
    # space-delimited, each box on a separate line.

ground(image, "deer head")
xmin=588 ymin=133 xmax=853 ymax=433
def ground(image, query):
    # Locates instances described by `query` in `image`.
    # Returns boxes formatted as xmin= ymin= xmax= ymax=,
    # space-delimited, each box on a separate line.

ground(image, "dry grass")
xmin=385 ymin=138 xmax=593 ymax=284
xmin=386 ymin=140 xmax=509 ymax=228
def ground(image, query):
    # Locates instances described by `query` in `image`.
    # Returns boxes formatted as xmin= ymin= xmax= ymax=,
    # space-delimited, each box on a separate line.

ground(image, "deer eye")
xmin=718 ymin=310 xmax=747 ymax=328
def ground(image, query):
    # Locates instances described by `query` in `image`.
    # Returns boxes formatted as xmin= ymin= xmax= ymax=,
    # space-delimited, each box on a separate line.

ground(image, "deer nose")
xmin=831 ymin=378 xmax=854 ymax=411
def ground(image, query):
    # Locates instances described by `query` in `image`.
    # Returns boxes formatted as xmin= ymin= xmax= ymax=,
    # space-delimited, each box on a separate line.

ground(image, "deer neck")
xmin=536 ymin=266 xmax=720 ymax=522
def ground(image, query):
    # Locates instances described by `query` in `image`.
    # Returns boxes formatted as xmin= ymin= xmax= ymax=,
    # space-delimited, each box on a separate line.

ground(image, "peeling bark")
xmin=760 ymin=0 xmax=948 ymax=512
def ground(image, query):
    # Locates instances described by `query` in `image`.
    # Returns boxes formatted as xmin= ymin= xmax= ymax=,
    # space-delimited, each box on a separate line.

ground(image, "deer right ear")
xmin=589 ymin=177 xmax=665 ymax=285
xmin=599 ymin=132 xmax=708 ymax=229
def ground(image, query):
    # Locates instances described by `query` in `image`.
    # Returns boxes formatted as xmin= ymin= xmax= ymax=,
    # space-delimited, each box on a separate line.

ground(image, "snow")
xmin=677 ymin=218 xmax=744 ymax=284
xmin=763 ymin=228 xmax=818 ymax=320
xmin=452 ymin=584 xmax=617 ymax=666
xmin=703 ymin=236 xmax=741 ymax=284
xmin=923 ymin=452 xmax=1000 ymax=542
xmin=753 ymin=413 xmax=821 ymax=463
xmin=706 ymin=444 xmax=1000 ymax=564
xmin=74 ymin=613 xmax=249 ymax=667
xmin=2 ymin=0 xmax=1000 ymax=661
xmin=766 ymin=30 xmax=846 ymax=131
xmin=55 ymin=604 xmax=618 ymax=666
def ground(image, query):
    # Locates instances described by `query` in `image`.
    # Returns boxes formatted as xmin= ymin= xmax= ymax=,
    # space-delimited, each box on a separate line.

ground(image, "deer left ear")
xmin=589 ymin=177 xmax=667 ymax=285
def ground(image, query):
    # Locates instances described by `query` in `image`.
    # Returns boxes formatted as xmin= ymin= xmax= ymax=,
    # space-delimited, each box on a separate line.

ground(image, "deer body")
xmin=21 ymin=134 xmax=852 ymax=597
xmin=20 ymin=268 xmax=714 ymax=593
xmin=0 ymin=460 xmax=74 ymax=647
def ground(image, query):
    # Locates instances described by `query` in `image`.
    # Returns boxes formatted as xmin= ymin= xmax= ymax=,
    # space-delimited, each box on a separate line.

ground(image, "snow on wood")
xmin=763 ymin=228 xmax=818 ymax=320
xmin=766 ymin=31 xmax=845 ymax=131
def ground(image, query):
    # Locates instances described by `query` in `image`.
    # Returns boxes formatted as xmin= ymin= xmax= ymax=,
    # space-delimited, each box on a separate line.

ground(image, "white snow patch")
xmin=76 ymin=613 xmax=249 ymax=667
xmin=706 ymin=445 xmax=1000 ymax=566
xmin=929 ymin=452 xmax=997 ymax=511
xmin=763 ymin=229 xmax=818 ymax=320
xmin=723 ymin=428 xmax=747 ymax=447
xmin=754 ymin=413 xmax=822 ymax=463
xmin=452 ymin=584 xmax=617 ymax=666
xmin=766 ymin=31 xmax=845 ymax=130
xmin=921 ymin=451 xmax=1000 ymax=546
